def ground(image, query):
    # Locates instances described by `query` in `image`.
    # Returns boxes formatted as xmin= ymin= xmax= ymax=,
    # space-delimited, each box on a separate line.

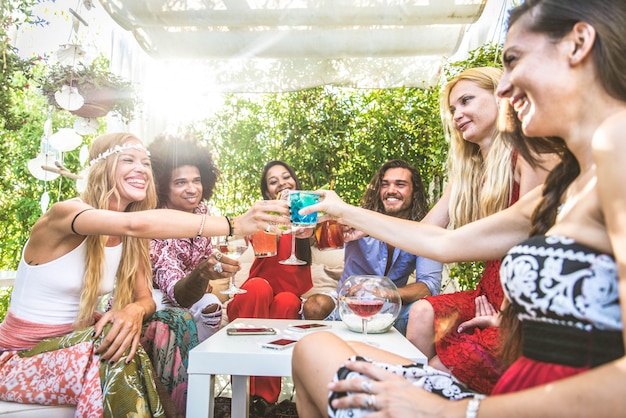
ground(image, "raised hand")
xmin=457 ymin=295 xmax=500 ymax=333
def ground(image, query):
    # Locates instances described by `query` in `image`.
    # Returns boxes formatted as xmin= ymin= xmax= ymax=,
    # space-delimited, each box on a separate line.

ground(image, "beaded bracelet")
xmin=225 ymin=216 xmax=234 ymax=237
xmin=195 ymin=214 xmax=207 ymax=240
xmin=466 ymin=394 xmax=486 ymax=418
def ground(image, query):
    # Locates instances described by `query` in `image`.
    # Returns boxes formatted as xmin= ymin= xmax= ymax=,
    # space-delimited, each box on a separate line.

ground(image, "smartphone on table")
xmin=261 ymin=338 xmax=298 ymax=350
xmin=227 ymin=327 xmax=276 ymax=336
xmin=287 ymin=323 xmax=331 ymax=332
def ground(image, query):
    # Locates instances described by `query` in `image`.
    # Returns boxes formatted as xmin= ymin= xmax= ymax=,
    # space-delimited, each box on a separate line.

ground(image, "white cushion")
xmin=0 ymin=401 xmax=74 ymax=417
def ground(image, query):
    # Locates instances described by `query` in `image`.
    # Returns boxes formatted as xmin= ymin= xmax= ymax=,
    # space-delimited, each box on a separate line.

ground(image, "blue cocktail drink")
xmin=279 ymin=190 xmax=319 ymax=265
xmin=289 ymin=191 xmax=320 ymax=227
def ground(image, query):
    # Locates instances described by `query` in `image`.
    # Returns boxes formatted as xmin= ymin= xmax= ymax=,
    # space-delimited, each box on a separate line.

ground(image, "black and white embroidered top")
xmin=500 ymin=235 xmax=622 ymax=332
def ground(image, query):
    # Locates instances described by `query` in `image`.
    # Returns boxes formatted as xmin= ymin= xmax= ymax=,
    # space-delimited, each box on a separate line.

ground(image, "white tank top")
xmin=10 ymin=239 xmax=120 ymax=324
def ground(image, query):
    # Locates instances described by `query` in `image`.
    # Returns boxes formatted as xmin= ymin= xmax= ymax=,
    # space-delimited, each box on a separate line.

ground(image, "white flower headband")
xmin=89 ymin=144 xmax=151 ymax=167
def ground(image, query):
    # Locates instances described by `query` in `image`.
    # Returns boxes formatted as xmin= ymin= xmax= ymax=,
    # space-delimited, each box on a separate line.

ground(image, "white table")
xmin=186 ymin=318 xmax=426 ymax=418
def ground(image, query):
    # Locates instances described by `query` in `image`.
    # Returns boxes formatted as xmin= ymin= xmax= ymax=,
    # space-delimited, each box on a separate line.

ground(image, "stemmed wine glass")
xmin=346 ymin=295 xmax=385 ymax=345
xmin=214 ymin=235 xmax=249 ymax=295
xmin=342 ymin=276 xmax=390 ymax=345
xmin=279 ymin=190 xmax=308 ymax=266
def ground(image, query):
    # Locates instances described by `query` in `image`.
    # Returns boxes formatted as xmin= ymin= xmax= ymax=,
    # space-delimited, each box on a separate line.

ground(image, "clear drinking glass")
xmin=214 ymin=235 xmax=249 ymax=295
xmin=279 ymin=190 xmax=319 ymax=265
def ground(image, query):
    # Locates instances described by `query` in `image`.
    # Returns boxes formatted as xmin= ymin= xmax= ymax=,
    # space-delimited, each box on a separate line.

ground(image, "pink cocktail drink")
xmin=346 ymin=296 xmax=385 ymax=344
xmin=346 ymin=298 xmax=384 ymax=319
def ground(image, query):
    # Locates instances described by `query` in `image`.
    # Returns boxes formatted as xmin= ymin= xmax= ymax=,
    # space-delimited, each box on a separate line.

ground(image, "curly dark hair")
xmin=148 ymin=133 xmax=220 ymax=207
xmin=360 ymin=159 xmax=429 ymax=221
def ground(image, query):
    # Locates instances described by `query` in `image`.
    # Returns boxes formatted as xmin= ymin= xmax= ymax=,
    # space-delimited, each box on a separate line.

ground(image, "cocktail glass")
xmin=279 ymin=190 xmax=319 ymax=265
xmin=214 ymin=236 xmax=249 ymax=295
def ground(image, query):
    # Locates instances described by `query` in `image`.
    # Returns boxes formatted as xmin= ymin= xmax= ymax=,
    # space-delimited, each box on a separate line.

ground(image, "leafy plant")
xmin=0 ymin=287 xmax=11 ymax=322
xmin=38 ymin=56 xmax=138 ymax=122
xmin=448 ymin=261 xmax=486 ymax=291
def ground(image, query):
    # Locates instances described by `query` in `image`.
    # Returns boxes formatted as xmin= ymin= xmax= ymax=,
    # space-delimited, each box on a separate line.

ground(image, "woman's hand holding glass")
xmin=279 ymin=190 xmax=316 ymax=265
xmin=234 ymin=199 xmax=291 ymax=236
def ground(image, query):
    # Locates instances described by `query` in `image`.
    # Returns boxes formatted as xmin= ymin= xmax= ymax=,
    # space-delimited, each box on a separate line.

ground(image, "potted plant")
xmin=38 ymin=56 xmax=138 ymax=122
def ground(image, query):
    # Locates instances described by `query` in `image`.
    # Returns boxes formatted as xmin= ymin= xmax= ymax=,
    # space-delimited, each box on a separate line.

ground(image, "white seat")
xmin=0 ymin=401 xmax=74 ymax=417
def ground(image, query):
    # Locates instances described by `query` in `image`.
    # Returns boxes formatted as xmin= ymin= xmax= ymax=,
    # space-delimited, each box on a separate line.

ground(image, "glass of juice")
xmin=250 ymin=230 xmax=277 ymax=257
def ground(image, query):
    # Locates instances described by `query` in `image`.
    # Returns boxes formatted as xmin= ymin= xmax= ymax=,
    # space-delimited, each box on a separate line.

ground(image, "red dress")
xmin=424 ymin=177 xmax=520 ymax=394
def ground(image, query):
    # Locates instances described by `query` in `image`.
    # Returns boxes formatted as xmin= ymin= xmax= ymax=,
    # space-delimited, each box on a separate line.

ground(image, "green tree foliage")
xmin=193 ymin=85 xmax=447 ymax=215
xmin=0 ymin=58 xmax=91 ymax=269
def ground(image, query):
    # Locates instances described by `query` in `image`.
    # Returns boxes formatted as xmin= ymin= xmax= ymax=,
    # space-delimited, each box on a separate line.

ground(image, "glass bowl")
xmin=338 ymin=275 xmax=402 ymax=334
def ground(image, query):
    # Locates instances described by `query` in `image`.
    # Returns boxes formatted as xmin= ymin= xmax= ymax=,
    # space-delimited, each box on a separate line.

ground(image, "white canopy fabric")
xmin=98 ymin=0 xmax=510 ymax=92
xmin=11 ymin=0 xmax=511 ymax=138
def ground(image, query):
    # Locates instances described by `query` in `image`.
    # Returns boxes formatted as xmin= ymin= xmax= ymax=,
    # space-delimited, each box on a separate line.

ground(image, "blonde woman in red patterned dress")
xmin=406 ymin=67 xmax=557 ymax=394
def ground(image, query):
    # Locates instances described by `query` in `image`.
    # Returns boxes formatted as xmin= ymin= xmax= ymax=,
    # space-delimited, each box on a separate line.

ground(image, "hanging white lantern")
xmin=54 ymin=85 xmax=84 ymax=111
xmin=76 ymin=167 xmax=89 ymax=193
xmin=49 ymin=128 xmax=82 ymax=152
xmin=73 ymin=117 xmax=99 ymax=135
xmin=79 ymin=144 xmax=90 ymax=166
xmin=27 ymin=153 xmax=60 ymax=181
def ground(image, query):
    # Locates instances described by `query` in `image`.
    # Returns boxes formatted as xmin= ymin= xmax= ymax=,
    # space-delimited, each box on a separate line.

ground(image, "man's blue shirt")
xmin=338 ymin=236 xmax=442 ymax=296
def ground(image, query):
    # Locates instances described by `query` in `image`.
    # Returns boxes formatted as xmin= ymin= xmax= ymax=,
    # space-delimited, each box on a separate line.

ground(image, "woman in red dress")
xmin=226 ymin=160 xmax=313 ymax=407
xmin=406 ymin=67 xmax=556 ymax=394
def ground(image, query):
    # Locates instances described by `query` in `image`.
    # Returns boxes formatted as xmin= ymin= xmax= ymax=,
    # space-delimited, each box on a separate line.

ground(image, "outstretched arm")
xmin=303 ymin=188 xmax=539 ymax=264
xmin=35 ymin=198 xmax=290 ymax=243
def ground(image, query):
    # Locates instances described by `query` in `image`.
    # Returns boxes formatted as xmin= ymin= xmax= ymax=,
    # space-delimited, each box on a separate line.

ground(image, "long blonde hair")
xmin=440 ymin=67 xmax=514 ymax=228
xmin=75 ymin=133 xmax=157 ymax=328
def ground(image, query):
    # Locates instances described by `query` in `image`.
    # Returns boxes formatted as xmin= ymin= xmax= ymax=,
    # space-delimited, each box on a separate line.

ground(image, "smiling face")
xmin=265 ymin=164 xmax=297 ymax=199
xmin=110 ymin=140 xmax=152 ymax=210
xmin=448 ymin=79 xmax=498 ymax=148
xmin=497 ymin=15 xmax=570 ymax=139
xmin=379 ymin=167 xmax=413 ymax=218
xmin=165 ymin=165 xmax=202 ymax=212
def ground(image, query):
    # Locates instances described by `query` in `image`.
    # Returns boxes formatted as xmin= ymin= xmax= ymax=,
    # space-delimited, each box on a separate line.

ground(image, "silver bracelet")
xmin=466 ymin=394 xmax=486 ymax=418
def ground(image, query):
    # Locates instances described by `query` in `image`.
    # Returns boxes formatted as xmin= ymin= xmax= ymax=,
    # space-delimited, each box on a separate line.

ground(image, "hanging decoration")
xmin=27 ymin=0 xmax=125 ymax=209
xmin=56 ymin=43 xmax=86 ymax=66
xmin=27 ymin=152 xmax=60 ymax=181
xmin=54 ymin=84 xmax=84 ymax=111
xmin=39 ymin=191 xmax=50 ymax=213
xmin=49 ymin=128 xmax=83 ymax=152
xmin=73 ymin=117 xmax=99 ymax=135
xmin=79 ymin=143 xmax=90 ymax=165
xmin=76 ymin=168 xmax=88 ymax=193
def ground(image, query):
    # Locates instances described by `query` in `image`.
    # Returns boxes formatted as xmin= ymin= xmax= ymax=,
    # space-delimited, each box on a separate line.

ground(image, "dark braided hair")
xmin=494 ymin=0 xmax=626 ymax=369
